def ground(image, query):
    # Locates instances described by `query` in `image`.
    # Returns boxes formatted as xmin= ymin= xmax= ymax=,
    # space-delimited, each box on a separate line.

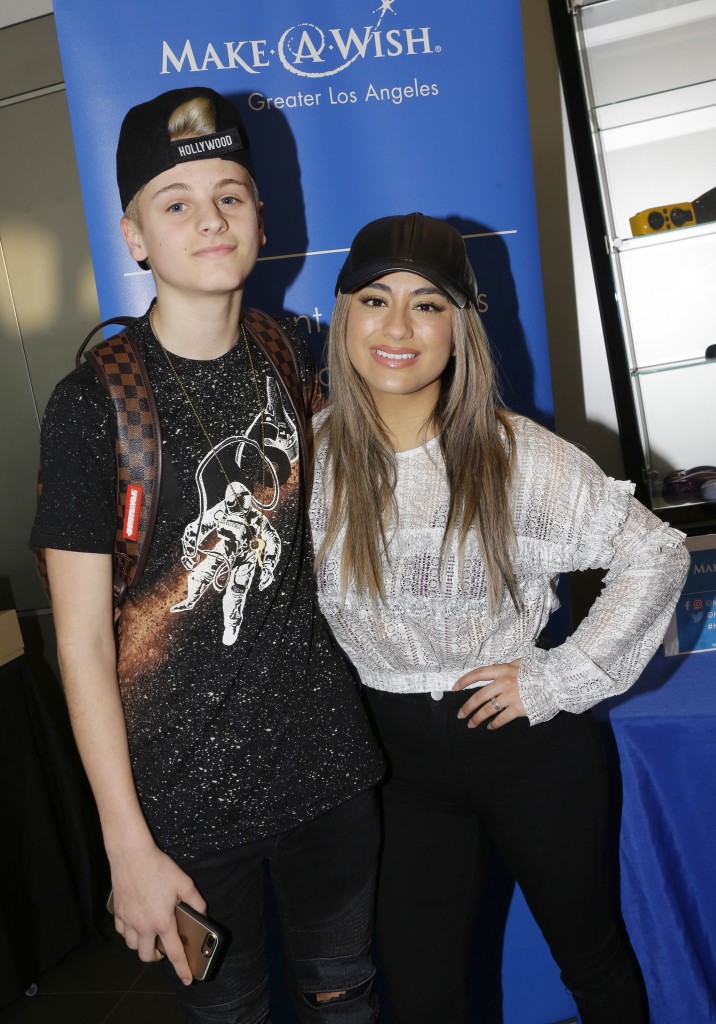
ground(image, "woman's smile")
xmin=370 ymin=346 xmax=419 ymax=366
xmin=346 ymin=271 xmax=454 ymax=402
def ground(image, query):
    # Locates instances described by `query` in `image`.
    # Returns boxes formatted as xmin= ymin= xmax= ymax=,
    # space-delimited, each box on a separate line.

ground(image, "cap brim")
xmin=337 ymin=258 xmax=469 ymax=308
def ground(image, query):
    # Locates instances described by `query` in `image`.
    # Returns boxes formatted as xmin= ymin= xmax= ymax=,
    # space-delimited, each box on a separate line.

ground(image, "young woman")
xmin=309 ymin=213 xmax=689 ymax=1024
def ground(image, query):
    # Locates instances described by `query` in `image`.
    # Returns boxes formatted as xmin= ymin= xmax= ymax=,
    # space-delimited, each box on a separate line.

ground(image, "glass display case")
xmin=549 ymin=0 xmax=716 ymax=531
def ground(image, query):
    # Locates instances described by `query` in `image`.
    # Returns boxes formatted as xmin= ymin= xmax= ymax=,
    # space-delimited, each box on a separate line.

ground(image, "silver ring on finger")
xmin=491 ymin=696 xmax=501 ymax=712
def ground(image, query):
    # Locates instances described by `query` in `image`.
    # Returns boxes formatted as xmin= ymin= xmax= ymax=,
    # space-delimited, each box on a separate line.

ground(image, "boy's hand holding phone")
xmin=107 ymin=847 xmax=208 ymax=986
xmin=108 ymin=890 xmax=227 ymax=982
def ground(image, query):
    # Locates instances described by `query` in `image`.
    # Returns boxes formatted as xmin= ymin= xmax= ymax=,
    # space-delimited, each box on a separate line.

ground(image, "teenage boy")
xmin=31 ymin=87 xmax=384 ymax=1023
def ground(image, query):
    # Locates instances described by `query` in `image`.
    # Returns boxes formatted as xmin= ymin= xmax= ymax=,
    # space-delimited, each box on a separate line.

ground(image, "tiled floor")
xmin=0 ymin=925 xmax=579 ymax=1024
xmin=0 ymin=929 xmax=184 ymax=1024
xmin=0 ymin=904 xmax=302 ymax=1024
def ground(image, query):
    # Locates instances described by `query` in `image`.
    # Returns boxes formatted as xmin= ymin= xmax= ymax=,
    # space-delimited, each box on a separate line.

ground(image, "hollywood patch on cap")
xmin=116 ymin=86 xmax=254 ymax=212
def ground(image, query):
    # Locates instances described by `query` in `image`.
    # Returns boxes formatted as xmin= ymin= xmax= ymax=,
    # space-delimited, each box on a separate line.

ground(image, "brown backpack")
xmin=33 ymin=309 xmax=319 ymax=607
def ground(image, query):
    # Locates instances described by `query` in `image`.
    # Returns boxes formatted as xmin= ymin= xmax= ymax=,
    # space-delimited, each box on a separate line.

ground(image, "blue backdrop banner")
xmin=53 ymin=0 xmax=554 ymax=425
xmin=52 ymin=2 xmax=571 ymax=1020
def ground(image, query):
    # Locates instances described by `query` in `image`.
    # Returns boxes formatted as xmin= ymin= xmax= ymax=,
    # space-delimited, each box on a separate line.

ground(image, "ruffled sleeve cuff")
xmin=517 ymin=638 xmax=634 ymax=726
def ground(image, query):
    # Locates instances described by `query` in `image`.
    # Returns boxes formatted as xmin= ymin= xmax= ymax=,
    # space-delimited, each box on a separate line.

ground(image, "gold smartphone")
xmin=107 ymin=891 xmax=227 ymax=982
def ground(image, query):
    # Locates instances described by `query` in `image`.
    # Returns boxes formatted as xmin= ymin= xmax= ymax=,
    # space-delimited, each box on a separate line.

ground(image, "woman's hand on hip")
xmin=451 ymin=659 xmax=526 ymax=730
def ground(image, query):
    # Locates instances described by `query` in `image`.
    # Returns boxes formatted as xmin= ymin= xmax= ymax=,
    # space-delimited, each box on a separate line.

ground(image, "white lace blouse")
xmin=309 ymin=412 xmax=689 ymax=725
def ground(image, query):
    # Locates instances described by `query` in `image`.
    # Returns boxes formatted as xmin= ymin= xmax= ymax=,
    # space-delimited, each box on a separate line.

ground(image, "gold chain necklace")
xmin=149 ymin=303 xmax=267 ymax=561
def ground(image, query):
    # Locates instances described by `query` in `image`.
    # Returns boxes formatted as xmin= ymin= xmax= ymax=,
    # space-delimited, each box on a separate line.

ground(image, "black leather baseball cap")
xmin=116 ymin=87 xmax=254 ymax=211
xmin=336 ymin=213 xmax=479 ymax=308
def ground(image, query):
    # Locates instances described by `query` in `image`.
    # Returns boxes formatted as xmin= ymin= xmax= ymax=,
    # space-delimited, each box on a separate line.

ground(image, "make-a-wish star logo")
xmin=160 ymin=2 xmax=440 ymax=79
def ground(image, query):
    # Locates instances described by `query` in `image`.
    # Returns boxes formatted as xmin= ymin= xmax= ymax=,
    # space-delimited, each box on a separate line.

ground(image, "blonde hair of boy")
xmin=124 ymin=96 xmax=259 ymax=225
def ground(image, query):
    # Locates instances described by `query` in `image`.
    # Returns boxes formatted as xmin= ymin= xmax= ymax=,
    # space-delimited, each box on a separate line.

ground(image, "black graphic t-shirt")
xmin=31 ymin=309 xmax=384 ymax=860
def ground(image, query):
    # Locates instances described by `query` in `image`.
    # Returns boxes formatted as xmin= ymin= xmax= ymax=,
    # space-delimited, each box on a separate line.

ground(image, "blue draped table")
xmin=602 ymin=650 xmax=716 ymax=1024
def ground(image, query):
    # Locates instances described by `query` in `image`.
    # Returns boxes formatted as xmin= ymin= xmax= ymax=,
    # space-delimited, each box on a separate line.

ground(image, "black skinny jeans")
xmin=365 ymin=688 xmax=647 ymax=1024
xmin=165 ymin=791 xmax=380 ymax=1024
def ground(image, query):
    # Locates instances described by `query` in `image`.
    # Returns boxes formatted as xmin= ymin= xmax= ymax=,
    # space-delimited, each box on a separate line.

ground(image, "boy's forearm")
xmin=54 ymin=609 xmax=203 ymax=984
xmin=58 ymin=639 xmax=155 ymax=855
xmin=46 ymin=548 xmax=154 ymax=855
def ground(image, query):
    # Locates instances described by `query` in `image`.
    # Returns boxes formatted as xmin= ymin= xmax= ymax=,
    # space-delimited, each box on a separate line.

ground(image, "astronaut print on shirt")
xmin=30 ymin=311 xmax=386 ymax=858
xmin=171 ymin=376 xmax=299 ymax=645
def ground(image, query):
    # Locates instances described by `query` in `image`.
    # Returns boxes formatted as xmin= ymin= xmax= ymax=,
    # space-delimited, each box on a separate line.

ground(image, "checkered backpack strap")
xmin=241 ymin=308 xmax=314 ymax=504
xmin=80 ymin=320 xmax=163 ymax=607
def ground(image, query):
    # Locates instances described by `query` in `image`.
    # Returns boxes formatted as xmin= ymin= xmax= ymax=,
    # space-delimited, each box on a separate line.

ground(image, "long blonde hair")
xmin=315 ymin=292 xmax=519 ymax=614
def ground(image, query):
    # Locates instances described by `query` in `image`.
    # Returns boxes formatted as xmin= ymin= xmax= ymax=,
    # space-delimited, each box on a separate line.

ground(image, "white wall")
xmin=521 ymin=0 xmax=624 ymax=478
xmin=0 ymin=0 xmax=52 ymax=30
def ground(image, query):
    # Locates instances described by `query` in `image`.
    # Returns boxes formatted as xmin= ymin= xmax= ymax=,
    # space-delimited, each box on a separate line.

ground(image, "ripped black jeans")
xmin=168 ymin=790 xmax=379 ymax=1024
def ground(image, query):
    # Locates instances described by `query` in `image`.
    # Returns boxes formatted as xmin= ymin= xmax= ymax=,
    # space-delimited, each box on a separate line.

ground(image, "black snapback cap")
xmin=336 ymin=213 xmax=479 ymax=308
xmin=116 ymin=87 xmax=254 ymax=212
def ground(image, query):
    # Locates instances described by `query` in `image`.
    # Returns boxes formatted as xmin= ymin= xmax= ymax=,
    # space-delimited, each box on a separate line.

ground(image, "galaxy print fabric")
xmin=32 ymin=310 xmax=383 ymax=859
